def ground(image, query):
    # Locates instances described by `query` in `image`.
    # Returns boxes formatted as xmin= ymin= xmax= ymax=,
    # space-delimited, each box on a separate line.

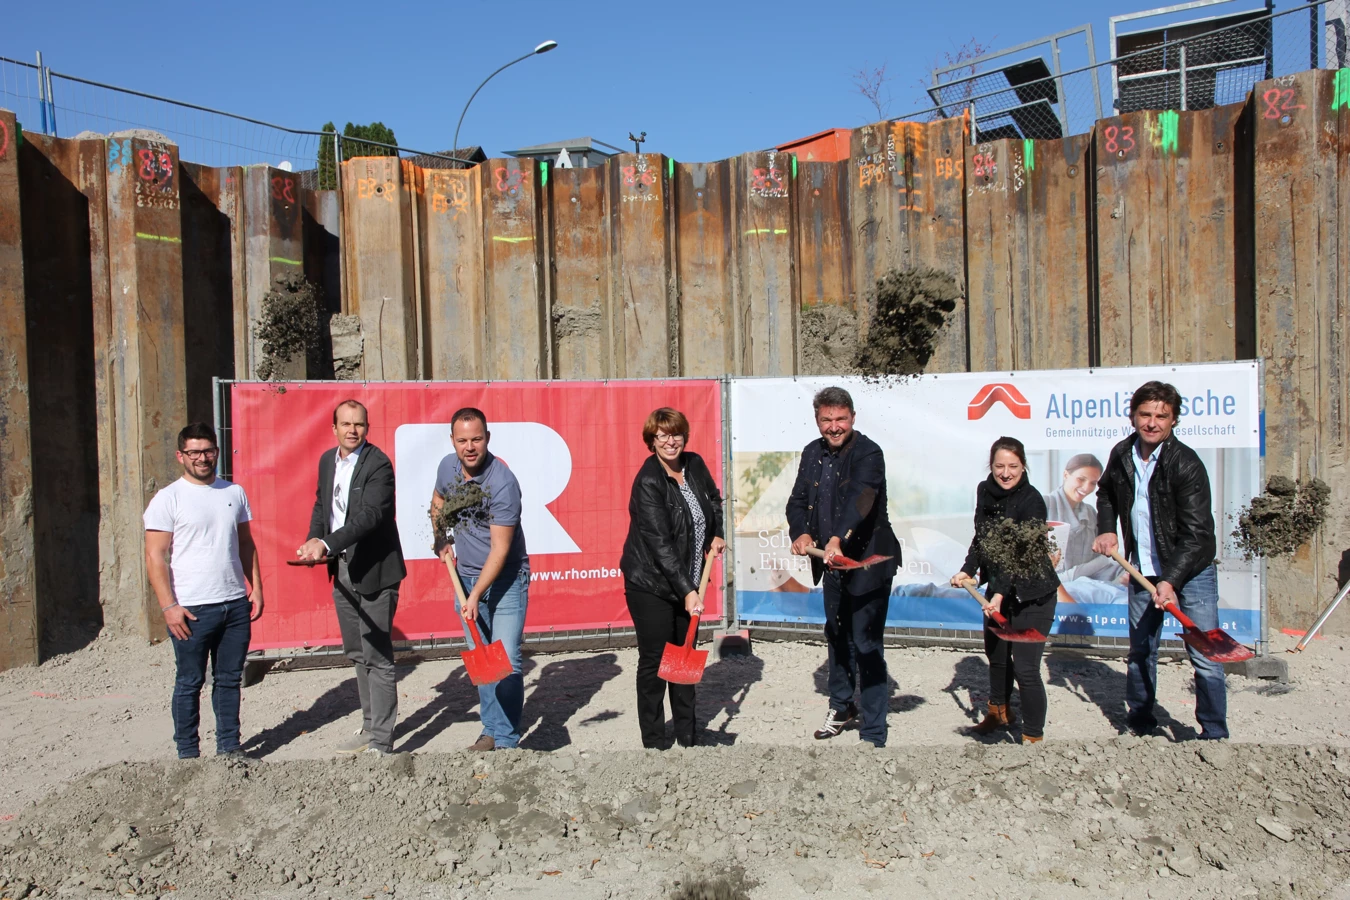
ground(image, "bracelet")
xmin=161 ymin=602 xmax=179 ymax=612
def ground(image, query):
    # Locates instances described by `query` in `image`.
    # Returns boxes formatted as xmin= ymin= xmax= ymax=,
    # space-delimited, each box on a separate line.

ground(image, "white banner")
xmin=729 ymin=363 xmax=1262 ymax=641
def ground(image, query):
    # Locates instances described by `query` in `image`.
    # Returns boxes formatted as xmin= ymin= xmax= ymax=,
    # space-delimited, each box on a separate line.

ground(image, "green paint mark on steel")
xmin=667 ymin=157 xmax=674 ymax=179
xmin=539 ymin=160 xmax=548 ymax=187
xmin=1333 ymin=69 xmax=1350 ymax=111
xmin=491 ymin=236 xmax=534 ymax=243
xmin=1158 ymin=110 xmax=1180 ymax=155
xmin=791 ymin=154 xmax=797 ymax=179
xmin=135 ymin=232 xmax=182 ymax=244
xmin=269 ymin=256 xmax=303 ymax=266
xmin=1023 ymin=139 xmax=1035 ymax=171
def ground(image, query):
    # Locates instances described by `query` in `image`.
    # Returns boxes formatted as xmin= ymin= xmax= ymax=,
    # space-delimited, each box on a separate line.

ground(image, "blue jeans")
xmin=169 ymin=597 xmax=252 ymax=758
xmin=823 ymin=573 xmax=890 ymax=747
xmin=457 ymin=561 xmax=529 ymax=748
xmin=1126 ymin=564 xmax=1228 ymax=739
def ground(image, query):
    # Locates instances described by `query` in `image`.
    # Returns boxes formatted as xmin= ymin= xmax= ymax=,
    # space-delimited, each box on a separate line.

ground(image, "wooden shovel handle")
xmin=803 ymin=546 xmax=854 ymax=568
xmin=1108 ymin=550 xmax=1199 ymax=630
xmin=960 ymin=579 xmax=1011 ymax=627
xmin=696 ymin=550 xmax=715 ymax=600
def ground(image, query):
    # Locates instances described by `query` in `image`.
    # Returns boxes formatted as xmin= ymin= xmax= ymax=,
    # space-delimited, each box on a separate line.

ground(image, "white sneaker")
xmin=335 ymin=733 xmax=371 ymax=755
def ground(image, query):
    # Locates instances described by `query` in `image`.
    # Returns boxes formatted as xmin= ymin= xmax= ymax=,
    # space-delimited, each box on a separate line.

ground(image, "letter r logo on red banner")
xmin=967 ymin=384 xmax=1032 ymax=420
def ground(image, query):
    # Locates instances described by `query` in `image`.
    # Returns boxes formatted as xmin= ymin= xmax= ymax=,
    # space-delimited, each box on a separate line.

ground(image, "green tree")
xmin=315 ymin=120 xmax=399 ymax=190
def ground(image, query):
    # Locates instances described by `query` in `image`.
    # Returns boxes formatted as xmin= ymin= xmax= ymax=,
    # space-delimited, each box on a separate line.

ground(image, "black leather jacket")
xmin=620 ymin=453 xmax=724 ymax=602
xmin=785 ymin=431 xmax=900 ymax=596
xmin=961 ymin=474 xmax=1060 ymax=604
xmin=1096 ymin=433 xmax=1216 ymax=589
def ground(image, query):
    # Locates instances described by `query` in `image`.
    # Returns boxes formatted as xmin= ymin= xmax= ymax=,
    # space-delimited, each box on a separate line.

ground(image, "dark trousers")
xmin=984 ymin=592 xmax=1057 ymax=738
xmin=169 ymin=596 xmax=251 ymax=759
xmin=626 ymin=588 xmax=695 ymax=748
xmin=823 ymin=573 xmax=890 ymax=747
xmin=333 ymin=559 xmax=400 ymax=752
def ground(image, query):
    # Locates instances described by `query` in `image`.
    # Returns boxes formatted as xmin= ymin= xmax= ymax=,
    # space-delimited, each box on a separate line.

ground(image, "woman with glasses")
xmin=619 ymin=408 xmax=725 ymax=749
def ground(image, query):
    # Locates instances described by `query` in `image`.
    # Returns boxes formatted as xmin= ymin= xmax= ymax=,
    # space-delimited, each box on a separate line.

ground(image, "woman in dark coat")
xmin=951 ymin=436 xmax=1060 ymax=744
xmin=619 ymin=408 xmax=726 ymax=749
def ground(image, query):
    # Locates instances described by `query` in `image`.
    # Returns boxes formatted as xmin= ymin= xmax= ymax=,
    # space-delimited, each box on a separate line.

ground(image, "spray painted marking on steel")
xmin=538 ymin=160 xmax=548 ymax=187
xmin=1023 ymin=139 xmax=1035 ymax=172
xmin=0 ymin=119 xmax=9 ymax=160
xmin=1157 ymin=110 xmax=1180 ymax=155
xmin=1102 ymin=125 xmax=1136 ymax=156
xmin=269 ymin=256 xmax=302 ymax=265
xmin=492 ymin=236 xmax=534 ymax=243
xmin=750 ymin=150 xmax=788 ymax=198
xmin=135 ymin=232 xmax=182 ymax=243
xmin=1331 ymin=68 xmax=1350 ymax=110
xmin=107 ymin=138 xmax=131 ymax=174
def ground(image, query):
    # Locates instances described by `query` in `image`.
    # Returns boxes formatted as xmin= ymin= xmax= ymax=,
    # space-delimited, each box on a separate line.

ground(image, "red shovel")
xmin=803 ymin=546 xmax=895 ymax=571
xmin=659 ymin=552 xmax=715 ymax=685
xmin=443 ymin=556 xmax=514 ymax=686
xmin=960 ymin=580 xmax=1048 ymax=642
xmin=1110 ymin=551 xmax=1254 ymax=663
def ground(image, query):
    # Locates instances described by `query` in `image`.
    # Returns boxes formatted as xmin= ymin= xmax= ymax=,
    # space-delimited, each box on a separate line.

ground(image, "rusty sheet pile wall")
xmin=0 ymin=67 xmax=1348 ymax=665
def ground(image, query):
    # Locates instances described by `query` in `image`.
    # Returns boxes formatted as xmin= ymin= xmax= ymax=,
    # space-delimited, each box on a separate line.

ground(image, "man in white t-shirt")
xmin=144 ymin=422 xmax=263 ymax=759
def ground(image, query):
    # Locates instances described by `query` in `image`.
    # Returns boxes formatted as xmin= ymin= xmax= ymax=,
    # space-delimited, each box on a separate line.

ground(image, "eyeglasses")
xmin=182 ymin=448 xmax=219 ymax=460
xmin=653 ymin=434 xmax=686 ymax=445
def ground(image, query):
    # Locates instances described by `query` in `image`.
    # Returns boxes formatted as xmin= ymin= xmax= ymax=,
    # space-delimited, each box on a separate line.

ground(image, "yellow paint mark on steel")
xmin=742 ymin=228 xmax=789 ymax=235
xmin=491 ymin=236 xmax=534 ymax=243
xmin=135 ymin=232 xmax=181 ymax=243
xmin=269 ymin=256 xmax=303 ymax=265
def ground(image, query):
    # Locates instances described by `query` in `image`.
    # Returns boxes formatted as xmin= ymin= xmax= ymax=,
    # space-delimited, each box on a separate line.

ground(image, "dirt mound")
xmin=3 ymin=741 xmax=1347 ymax=898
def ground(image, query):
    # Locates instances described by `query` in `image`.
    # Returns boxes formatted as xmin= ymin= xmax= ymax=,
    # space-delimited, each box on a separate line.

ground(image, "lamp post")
xmin=452 ymin=40 xmax=558 ymax=164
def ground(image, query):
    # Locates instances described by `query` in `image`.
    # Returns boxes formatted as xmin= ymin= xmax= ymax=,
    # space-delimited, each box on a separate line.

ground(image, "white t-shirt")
xmin=143 ymin=478 xmax=253 ymax=606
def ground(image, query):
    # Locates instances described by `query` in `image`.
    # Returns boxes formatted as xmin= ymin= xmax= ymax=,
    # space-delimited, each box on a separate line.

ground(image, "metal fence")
xmin=919 ymin=0 xmax=1333 ymax=141
xmin=2 ymin=1 xmax=1341 ymax=175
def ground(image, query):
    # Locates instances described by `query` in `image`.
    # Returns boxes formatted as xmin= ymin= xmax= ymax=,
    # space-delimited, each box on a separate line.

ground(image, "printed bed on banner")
xmin=730 ymin=364 xmax=1262 ymax=642
xmin=231 ymin=381 xmax=724 ymax=650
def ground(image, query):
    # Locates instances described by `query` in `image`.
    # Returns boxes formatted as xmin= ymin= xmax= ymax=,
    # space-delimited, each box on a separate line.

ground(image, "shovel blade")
xmin=828 ymin=553 xmax=893 ymax=571
xmin=992 ymin=625 xmax=1048 ymax=643
xmin=1177 ymin=628 xmax=1254 ymax=664
xmin=461 ymin=641 xmax=514 ymax=686
xmin=658 ymin=645 xmax=709 ymax=685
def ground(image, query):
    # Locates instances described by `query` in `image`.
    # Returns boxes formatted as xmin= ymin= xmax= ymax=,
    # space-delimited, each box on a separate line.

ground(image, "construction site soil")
xmin=3 ymin=631 xmax=1350 ymax=899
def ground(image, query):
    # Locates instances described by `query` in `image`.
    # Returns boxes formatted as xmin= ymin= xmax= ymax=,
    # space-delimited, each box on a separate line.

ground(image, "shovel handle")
xmin=960 ymin=580 xmax=1011 ymax=627
xmin=681 ymin=613 xmax=702 ymax=649
xmin=1108 ymin=550 xmax=1198 ymax=630
xmin=803 ymin=546 xmax=854 ymax=568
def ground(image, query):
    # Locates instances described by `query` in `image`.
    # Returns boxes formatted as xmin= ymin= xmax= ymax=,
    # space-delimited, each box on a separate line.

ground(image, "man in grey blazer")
xmin=296 ymin=399 xmax=407 ymax=755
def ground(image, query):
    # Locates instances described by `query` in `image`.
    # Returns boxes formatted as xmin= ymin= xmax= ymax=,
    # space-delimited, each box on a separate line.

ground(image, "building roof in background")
xmin=405 ymin=146 xmax=486 ymax=168
xmin=504 ymin=136 xmax=624 ymax=157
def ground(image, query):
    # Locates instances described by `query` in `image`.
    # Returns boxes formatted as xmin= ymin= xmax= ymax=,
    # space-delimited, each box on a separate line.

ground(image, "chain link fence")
xmin=919 ymin=0 xmax=1334 ymax=141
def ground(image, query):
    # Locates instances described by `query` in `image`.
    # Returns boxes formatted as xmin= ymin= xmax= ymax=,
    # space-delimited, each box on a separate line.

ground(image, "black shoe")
xmin=813 ymin=703 xmax=858 ymax=739
xmin=1126 ymin=715 xmax=1158 ymax=736
xmin=217 ymin=749 xmax=251 ymax=760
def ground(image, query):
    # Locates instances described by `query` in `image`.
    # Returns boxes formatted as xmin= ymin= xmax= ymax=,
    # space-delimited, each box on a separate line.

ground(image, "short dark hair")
xmin=642 ymin=407 xmax=690 ymax=451
xmin=451 ymin=407 xmax=488 ymax=431
xmin=989 ymin=435 xmax=1027 ymax=468
xmin=1130 ymin=381 xmax=1182 ymax=418
xmin=177 ymin=422 xmax=218 ymax=451
xmin=812 ymin=386 xmax=855 ymax=415
xmin=1064 ymin=452 xmax=1103 ymax=474
xmin=333 ymin=399 xmax=368 ymax=426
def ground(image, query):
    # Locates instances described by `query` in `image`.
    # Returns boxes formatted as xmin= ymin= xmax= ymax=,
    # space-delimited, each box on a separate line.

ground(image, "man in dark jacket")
xmin=296 ymin=399 xmax=407 ymax=755
xmin=1092 ymin=381 xmax=1227 ymax=740
xmin=787 ymin=386 xmax=900 ymax=747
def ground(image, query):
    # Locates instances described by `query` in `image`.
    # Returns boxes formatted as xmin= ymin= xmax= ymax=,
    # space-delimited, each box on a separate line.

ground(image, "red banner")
xmin=232 ymin=381 xmax=724 ymax=650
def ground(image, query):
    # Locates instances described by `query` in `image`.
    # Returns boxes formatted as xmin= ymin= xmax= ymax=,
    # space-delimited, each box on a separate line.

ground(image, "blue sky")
xmin=1 ymin=0 xmax=1233 ymax=165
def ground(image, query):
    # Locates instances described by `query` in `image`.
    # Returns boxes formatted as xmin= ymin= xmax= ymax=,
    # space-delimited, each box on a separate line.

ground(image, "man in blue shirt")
xmin=1093 ymin=381 xmax=1227 ymax=740
xmin=432 ymin=408 xmax=530 ymax=751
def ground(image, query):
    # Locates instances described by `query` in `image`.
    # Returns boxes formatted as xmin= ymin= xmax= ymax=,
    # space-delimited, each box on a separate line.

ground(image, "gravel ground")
xmin=2 ymin=630 xmax=1349 ymax=898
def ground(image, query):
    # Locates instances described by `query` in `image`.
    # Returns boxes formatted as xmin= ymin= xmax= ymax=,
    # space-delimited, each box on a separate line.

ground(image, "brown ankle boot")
xmin=1021 ymin=734 xmax=1043 ymax=745
xmin=971 ymin=703 xmax=1012 ymax=735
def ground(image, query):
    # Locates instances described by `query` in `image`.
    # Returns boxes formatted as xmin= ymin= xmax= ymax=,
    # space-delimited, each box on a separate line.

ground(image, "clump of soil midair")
xmin=1233 ymin=475 xmax=1330 ymax=560
xmin=978 ymin=517 xmax=1058 ymax=581
xmin=854 ymin=267 xmax=960 ymax=379
xmin=429 ymin=476 xmax=490 ymax=549
xmin=254 ymin=273 xmax=323 ymax=381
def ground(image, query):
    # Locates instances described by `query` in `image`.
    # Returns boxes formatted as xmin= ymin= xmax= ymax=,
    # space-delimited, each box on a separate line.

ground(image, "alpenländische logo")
xmin=967 ymin=383 xmax=1032 ymax=420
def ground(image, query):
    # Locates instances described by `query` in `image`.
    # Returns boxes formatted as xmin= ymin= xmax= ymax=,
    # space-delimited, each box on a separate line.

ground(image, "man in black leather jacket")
xmin=1092 ymin=381 xmax=1227 ymax=740
xmin=787 ymin=387 xmax=900 ymax=748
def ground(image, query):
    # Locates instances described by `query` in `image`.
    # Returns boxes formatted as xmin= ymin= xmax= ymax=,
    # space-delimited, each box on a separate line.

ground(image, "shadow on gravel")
xmin=696 ymin=654 xmax=766 ymax=745
xmin=1042 ymin=653 xmax=1200 ymax=737
xmin=941 ymin=654 xmax=991 ymax=725
xmin=394 ymin=657 xmax=538 ymax=753
xmin=809 ymin=660 xmax=926 ymax=720
xmin=518 ymin=653 xmax=624 ymax=750
xmin=243 ymin=665 xmax=415 ymax=758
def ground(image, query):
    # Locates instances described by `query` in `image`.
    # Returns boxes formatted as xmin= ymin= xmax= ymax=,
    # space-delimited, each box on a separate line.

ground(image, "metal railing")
xmin=917 ymin=0 xmax=1334 ymax=141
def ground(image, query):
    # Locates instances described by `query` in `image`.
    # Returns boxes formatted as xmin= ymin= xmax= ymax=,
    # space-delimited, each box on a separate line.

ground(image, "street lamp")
xmin=452 ymin=40 xmax=559 ymax=165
